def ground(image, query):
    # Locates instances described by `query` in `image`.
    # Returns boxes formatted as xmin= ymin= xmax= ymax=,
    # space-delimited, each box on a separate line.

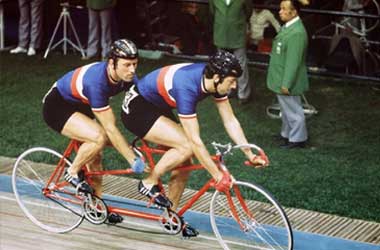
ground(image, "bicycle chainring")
xmin=159 ymin=208 xmax=183 ymax=235
xmin=82 ymin=194 xmax=108 ymax=225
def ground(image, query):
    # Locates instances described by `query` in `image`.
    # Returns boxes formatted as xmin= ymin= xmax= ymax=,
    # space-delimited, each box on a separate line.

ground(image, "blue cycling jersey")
xmin=137 ymin=63 xmax=227 ymax=118
xmin=56 ymin=62 xmax=136 ymax=112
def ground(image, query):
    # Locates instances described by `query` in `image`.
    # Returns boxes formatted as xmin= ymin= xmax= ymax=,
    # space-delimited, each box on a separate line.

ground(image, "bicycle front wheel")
xmin=12 ymin=147 xmax=84 ymax=233
xmin=210 ymin=181 xmax=293 ymax=250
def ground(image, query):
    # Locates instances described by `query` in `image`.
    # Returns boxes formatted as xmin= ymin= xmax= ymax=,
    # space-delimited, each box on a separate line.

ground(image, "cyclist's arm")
xmin=215 ymin=99 xmax=256 ymax=160
xmin=179 ymin=116 xmax=223 ymax=181
xmin=94 ymin=108 xmax=136 ymax=165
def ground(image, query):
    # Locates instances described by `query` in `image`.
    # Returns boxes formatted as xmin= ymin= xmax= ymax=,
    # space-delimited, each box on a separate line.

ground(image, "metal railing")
xmin=160 ymin=0 xmax=380 ymax=83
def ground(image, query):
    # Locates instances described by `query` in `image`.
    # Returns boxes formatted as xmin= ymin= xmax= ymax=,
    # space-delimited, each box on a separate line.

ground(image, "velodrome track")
xmin=1 ymin=156 xmax=379 ymax=250
xmin=0 ymin=190 xmax=223 ymax=250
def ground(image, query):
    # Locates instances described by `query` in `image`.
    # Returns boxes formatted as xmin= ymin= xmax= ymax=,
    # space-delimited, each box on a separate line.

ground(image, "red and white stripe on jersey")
xmin=70 ymin=63 xmax=96 ymax=105
xmin=157 ymin=63 xmax=192 ymax=108
xmin=214 ymin=96 xmax=228 ymax=102
xmin=92 ymin=104 xmax=111 ymax=112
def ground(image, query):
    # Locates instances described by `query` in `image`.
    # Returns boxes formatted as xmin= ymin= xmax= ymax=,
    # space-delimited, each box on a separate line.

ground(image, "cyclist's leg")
xmin=168 ymin=168 xmax=190 ymax=210
xmin=62 ymin=112 xmax=107 ymax=175
xmin=143 ymin=115 xmax=192 ymax=209
xmin=85 ymin=152 xmax=103 ymax=197
xmin=121 ymin=92 xmax=192 ymax=208
xmin=61 ymin=112 xmax=107 ymax=194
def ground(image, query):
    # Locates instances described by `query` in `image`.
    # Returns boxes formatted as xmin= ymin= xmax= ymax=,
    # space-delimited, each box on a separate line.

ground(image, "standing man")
xmin=267 ymin=0 xmax=310 ymax=149
xmin=42 ymin=39 xmax=144 ymax=223
xmin=83 ymin=0 xmax=116 ymax=60
xmin=209 ymin=0 xmax=252 ymax=104
xmin=10 ymin=0 xmax=44 ymax=56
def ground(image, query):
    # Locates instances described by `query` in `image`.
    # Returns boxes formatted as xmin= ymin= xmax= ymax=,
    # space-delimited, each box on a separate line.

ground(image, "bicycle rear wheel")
xmin=210 ymin=181 xmax=293 ymax=250
xmin=12 ymin=147 xmax=84 ymax=233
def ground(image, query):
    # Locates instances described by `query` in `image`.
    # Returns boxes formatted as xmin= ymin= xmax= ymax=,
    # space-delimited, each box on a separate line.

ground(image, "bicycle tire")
xmin=210 ymin=181 xmax=293 ymax=250
xmin=12 ymin=147 xmax=84 ymax=233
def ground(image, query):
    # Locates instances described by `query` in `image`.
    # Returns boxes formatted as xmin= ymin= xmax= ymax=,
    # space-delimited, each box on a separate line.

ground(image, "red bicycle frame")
xmin=45 ymin=138 xmax=253 ymax=229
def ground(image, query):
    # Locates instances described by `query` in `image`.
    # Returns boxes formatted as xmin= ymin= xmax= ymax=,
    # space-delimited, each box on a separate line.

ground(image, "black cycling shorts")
xmin=42 ymin=87 xmax=94 ymax=133
xmin=121 ymin=85 xmax=177 ymax=138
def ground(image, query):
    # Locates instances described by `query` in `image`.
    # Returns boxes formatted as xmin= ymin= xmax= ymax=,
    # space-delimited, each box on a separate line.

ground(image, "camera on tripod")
xmin=43 ymin=0 xmax=86 ymax=58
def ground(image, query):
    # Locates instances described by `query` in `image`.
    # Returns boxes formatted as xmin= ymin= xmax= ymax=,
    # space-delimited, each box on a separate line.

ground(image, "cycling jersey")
xmin=56 ymin=62 xmax=136 ymax=112
xmin=137 ymin=63 xmax=227 ymax=118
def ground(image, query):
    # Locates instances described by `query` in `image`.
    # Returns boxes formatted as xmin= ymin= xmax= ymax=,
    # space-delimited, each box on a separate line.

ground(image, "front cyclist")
xmin=121 ymin=51 xmax=268 ymax=235
xmin=42 ymin=39 xmax=145 ymax=224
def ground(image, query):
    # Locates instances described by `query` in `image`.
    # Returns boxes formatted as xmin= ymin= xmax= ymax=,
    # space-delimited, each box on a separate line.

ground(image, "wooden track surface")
xmin=1 ymin=156 xmax=380 ymax=247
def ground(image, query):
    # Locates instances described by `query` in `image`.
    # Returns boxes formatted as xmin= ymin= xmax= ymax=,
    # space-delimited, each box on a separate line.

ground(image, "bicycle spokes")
xmin=210 ymin=181 xmax=293 ymax=250
xmin=12 ymin=147 xmax=84 ymax=233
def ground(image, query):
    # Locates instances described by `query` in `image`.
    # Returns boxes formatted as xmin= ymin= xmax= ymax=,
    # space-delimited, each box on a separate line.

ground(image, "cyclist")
xmin=121 ymin=51 xmax=268 ymax=234
xmin=42 ymin=39 xmax=145 ymax=224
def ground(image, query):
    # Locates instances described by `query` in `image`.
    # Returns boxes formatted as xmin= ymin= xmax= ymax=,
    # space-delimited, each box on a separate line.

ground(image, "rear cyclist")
xmin=42 ymin=39 xmax=145 ymax=224
xmin=121 ymin=51 xmax=268 ymax=235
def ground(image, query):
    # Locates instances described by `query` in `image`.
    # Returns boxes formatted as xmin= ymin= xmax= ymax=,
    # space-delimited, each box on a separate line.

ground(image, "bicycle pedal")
xmin=76 ymin=182 xmax=94 ymax=196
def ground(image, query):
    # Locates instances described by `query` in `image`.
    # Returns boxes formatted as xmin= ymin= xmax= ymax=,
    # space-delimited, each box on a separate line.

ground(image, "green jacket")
xmin=86 ymin=0 xmax=116 ymax=10
xmin=209 ymin=0 xmax=252 ymax=49
xmin=267 ymin=18 xmax=309 ymax=95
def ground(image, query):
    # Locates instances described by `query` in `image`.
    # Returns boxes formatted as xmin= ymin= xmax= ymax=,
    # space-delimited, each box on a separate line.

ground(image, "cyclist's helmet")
xmin=208 ymin=51 xmax=242 ymax=79
xmin=108 ymin=39 xmax=138 ymax=60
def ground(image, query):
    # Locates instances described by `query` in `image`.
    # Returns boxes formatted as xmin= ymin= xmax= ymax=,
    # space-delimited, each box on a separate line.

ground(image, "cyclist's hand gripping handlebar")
xmin=245 ymin=149 xmax=269 ymax=168
xmin=215 ymin=172 xmax=234 ymax=192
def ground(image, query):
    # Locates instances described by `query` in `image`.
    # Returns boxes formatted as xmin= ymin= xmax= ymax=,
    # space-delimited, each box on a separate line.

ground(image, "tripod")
xmin=43 ymin=2 xmax=85 ymax=59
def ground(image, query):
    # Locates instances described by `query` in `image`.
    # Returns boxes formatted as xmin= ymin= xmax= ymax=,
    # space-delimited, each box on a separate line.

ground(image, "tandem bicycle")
xmin=12 ymin=137 xmax=293 ymax=250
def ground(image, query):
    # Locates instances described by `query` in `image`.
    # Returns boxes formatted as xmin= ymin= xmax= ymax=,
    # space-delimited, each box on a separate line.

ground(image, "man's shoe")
xmin=27 ymin=47 xmax=36 ymax=56
xmin=280 ymin=141 xmax=306 ymax=149
xmin=273 ymin=134 xmax=289 ymax=143
xmin=107 ymin=213 xmax=123 ymax=224
xmin=182 ymin=223 xmax=199 ymax=238
xmin=64 ymin=170 xmax=93 ymax=194
xmin=10 ymin=46 xmax=27 ymax=54
xmin=138 ymin=180 xmax=172 ymax=208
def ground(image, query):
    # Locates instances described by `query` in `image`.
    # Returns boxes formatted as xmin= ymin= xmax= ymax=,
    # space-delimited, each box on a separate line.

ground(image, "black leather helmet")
xmin=108 ymin=39 xmax=138 ymax=60
xmin=208 ymin=51 xmax=242 ymax=79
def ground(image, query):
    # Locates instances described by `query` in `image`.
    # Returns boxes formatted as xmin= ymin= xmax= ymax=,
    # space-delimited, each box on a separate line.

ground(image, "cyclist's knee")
xmin=93 ymin=129 xmax=108 ymax=149
xmin=178 ymin=142 xmax=193 ymax=160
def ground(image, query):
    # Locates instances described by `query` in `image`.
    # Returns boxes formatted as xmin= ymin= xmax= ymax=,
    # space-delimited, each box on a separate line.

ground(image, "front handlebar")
xmin=211 ymin=142 xmax=269 ymax=167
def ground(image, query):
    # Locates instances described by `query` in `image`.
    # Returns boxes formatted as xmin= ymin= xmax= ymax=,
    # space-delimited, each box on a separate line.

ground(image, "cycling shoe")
xmin=182 ymin=223 xmax=199 ymax=238
xmin=64 ymin=170 xmax=93 ymax=194
xmin=138 ymin=180 xmax=172 ymax=208
xmin=107 ymin=213 xmax=124 ymax=224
